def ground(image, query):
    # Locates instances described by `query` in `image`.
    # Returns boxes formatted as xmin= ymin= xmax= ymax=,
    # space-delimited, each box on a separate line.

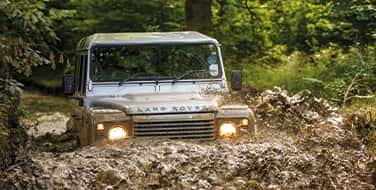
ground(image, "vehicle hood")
xmin=89 ymin=92 xmax=222 ymax=114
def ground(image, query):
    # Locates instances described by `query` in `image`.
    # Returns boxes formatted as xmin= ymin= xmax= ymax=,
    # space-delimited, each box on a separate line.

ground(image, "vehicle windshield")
xmin=90 ymin=43 xmax=222 ymax=82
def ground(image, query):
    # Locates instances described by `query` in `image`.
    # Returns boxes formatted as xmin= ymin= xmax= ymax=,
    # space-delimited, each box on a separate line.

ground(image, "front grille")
xmin=133 ymin=113 xmax=216 ymax=140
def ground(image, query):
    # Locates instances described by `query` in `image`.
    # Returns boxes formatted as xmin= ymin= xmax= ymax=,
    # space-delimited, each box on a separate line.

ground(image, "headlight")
xmin=109 ymin=126 xmax=127 ymax=140
xmin=96 ymin=123 xmax=105 ymax=131
xmin=219 ymin=123 xmax=236 ymax=137
xmin=241 ymin=119 xmax=249 ymax=126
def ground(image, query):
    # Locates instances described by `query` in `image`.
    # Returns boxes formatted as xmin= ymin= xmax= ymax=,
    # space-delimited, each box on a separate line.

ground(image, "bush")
xmin=240 ymin=45 xmax=376 ymax=105
xmin=311 ymin=46 xmax=375 ymax=103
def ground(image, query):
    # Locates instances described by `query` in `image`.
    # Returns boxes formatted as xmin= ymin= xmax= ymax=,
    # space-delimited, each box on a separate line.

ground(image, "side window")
xmin=80 ymin=55 xmax=87 ymax=95
xmin=74 ymin=55 xmax=82 ymax=94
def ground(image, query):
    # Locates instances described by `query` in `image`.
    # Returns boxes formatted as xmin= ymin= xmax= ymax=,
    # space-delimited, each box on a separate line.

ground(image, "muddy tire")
xmin=248 ymin=123 xmax=257 ymax=138
xmin=249 ymin=109 xmax=257 ymax=138
xmin=78 ymin=126 xmax=90 ymax=147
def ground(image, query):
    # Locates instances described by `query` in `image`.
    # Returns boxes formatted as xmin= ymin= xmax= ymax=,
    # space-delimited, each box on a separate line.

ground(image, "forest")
xmin=0 ymin=0 xmax=376 ymax=189
xmin=1 ymin=0 xmax=375 ymax=101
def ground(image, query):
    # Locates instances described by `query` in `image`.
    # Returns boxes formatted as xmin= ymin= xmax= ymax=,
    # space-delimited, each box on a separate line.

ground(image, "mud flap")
xmin=248 ymin=124 xmax=257 ymax=139
xmin=76 ymin=113 xmax=90 ymax=147
xmin=78 ymin=113 xmax=97 ymax=147
xmin=78 ymin=125 xmax=87 ymax=146
xmin=249 ymin=109 xmax=257 ymax=138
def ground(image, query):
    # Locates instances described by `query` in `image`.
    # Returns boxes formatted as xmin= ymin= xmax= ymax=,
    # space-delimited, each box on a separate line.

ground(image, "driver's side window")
xmin=74 ymin=54 xmax=87 ymax=96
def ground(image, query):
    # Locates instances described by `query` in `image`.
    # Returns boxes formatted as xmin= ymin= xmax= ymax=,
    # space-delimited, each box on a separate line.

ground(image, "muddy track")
xmin=0 ymin=88 xmax=374 ymax=190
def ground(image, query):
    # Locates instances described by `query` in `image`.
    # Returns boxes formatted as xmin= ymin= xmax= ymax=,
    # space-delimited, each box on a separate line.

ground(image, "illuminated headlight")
xmin=241 ymin=119 xmax=249 ymax=126
xmin=219 ymin=123 xmax=236 ymax=137
xmin=97 ymin=123 xmax=105 ymax=131
xmin=109 ymin=126 xmax=127 ymax=140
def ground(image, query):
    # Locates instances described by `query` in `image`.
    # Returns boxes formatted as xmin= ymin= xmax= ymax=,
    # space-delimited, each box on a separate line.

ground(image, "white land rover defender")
xmin=63 ymin=32 xmax=256 ymax=146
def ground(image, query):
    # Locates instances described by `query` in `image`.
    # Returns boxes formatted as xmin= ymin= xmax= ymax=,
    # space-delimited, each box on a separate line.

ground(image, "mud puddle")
xmin=0 ymin=87 xmax=375 ymax=190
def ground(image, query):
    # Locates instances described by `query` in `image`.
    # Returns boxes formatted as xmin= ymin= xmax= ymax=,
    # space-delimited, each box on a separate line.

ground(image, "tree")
xmin=0 ymin=0 xmax=74 ymax=78
xmin=70 ymin=0 xmax=184 ymax=35
xmin=0 ymin=0 xmax=71 ymax=169
xmin=185 ymin=0 xmax=212 ymax=33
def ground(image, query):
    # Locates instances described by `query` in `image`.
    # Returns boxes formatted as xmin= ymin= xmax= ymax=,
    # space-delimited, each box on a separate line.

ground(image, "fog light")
xmin=219 ymin=123 xmax=236 ymax=137
xmin=109 ymin=127 xmax=127 ymax=140
xmin=97 ymin=123 xmax=105 ymax=131
xmin=241 ymin=119 xmax=249 ymax=126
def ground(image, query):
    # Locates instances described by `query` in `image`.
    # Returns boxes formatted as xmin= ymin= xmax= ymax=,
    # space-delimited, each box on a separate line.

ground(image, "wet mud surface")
xmin=0 ymin=88 xmax=375 ymax=189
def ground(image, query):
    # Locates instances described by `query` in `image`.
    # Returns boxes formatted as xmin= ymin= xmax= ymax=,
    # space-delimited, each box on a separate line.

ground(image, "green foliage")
xmin=330 ymin=0 xmax=376 ymax=46
xmin=1 ymin=0 xmax=375 ymax=103
xmin=266 ymin=0 xmax=335 ymax=51
xmin=212 ymin=0 xmax=271 ymax=59
xmin=70 ymin=0 xmax=184 ymax=34
xmin=242 ymin=51 xmax=320 ymax=92
xmin=316 ymin=46 xmax=376 ymax=104
xmin=0 ymin=0 xmax=74 ymax=78
xmin=210 ymin=0 xmax=376 ymax=70
xmin=242 ymin=45 xmax=376 ymax=105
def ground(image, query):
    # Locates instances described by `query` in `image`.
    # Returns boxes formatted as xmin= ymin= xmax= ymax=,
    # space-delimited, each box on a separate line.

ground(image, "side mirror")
xmin=63 ymin=74 xmax=74 ymax=96
xmin=231 ymin=70 xmax=242 ymax=91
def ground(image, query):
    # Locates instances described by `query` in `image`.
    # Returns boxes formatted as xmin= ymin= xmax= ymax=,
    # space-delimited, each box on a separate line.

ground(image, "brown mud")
xmin=0 ymin=87 xmax=375 ymax=190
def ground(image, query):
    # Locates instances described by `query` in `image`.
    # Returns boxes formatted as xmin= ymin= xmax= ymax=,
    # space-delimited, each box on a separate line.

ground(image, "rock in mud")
xmin=249 ymin=87 xmax=338 ymax=130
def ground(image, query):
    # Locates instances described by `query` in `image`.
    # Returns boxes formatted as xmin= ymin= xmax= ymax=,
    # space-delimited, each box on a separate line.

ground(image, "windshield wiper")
xmin=119 ymin=72 xmax=160 ymax=85
xmin=172 ymin=69 xmax=208 ymax=83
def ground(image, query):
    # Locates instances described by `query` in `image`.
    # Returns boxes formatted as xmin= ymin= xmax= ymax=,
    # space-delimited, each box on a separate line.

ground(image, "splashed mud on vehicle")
xmin=0 ymin=88 xmax=375 ymax=190
xmin=60 ymin=32 xmax=256 ymax=145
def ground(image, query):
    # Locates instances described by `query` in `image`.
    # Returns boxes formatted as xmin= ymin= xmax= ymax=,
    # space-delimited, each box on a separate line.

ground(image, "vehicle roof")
xmin=77 ymin=31 xmax=219 ymax=50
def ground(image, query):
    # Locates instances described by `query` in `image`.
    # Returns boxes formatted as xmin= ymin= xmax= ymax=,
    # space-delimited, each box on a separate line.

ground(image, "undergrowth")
xmin=21 ymin=91 xmax=76 ymax=116
xmin=236 ymin=45 xmax=376 ymax=106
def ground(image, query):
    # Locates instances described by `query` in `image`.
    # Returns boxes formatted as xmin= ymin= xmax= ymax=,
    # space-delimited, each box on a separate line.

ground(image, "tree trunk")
xmin=185 ymin=0 xmax=212 ymax=34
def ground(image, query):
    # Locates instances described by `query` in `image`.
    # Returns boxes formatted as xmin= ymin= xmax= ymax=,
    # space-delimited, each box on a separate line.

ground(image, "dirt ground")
xmin=0 ymin=88 xmax=374 ymax=190
xmin=27 ymin=112 xmax=69 ymax=137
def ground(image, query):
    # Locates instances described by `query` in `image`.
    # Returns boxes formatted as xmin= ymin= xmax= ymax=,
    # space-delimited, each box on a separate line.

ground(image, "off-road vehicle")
xmin=63 ymin=32 xmax=255 ymax=146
